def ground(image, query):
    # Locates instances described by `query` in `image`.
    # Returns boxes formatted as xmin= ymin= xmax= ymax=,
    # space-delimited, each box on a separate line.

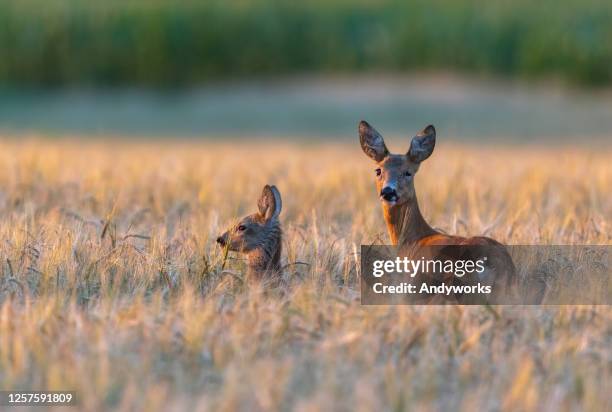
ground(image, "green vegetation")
xmin=1 ymin=0 xmax=611 ymax=87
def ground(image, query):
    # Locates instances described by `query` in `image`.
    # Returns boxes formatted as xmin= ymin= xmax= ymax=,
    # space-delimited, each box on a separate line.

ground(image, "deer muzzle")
xmin=380 ymin=186 xmax=398 ymax=203
xmin=216 ymin=234 xmax=227 ymax=246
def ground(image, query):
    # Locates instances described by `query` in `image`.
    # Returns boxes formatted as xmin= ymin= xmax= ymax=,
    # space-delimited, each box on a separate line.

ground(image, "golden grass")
xmin=0 ymin=138 xmax=610 ymax=411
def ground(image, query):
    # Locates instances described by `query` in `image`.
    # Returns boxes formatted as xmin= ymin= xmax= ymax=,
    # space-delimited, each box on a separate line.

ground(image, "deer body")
xmin=217 ymin=185 xmax=283 ymax=280
xmin=359 ymin=121 xmax=517 ymax=303
xmin=242 ymin=223 xmax=282 ymax=279
xmin=381 ymin=193 xmax=436 ymax=246
xmin=382 ymin=195 xmax=503 ymax=247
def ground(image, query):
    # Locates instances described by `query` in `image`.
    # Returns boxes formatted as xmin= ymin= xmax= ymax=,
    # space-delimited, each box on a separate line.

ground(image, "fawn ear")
xmin=408 ymin=125 xmax=436 ymax=163
xmin=258 ymin=184 xmax=282 ymax=221
xmin=359 ymin=120 xmax=389 ymax=162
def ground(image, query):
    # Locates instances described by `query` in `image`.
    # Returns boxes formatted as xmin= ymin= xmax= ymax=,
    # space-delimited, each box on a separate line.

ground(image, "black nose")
xmin=216 ymin=236 xmax=225 ymax=246
xmin=380 ymin=187 xmax=398 ymax=201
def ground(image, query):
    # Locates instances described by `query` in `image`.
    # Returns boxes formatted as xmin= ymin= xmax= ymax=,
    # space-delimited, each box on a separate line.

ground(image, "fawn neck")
xmin=382 ymin=197 xmax=436 ymax=246
xmin=246 ymin=221 xmax=282 ymax=278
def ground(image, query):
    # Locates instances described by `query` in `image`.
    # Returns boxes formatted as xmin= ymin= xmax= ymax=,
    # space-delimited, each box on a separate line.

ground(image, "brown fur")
xmin=217 ymin=185 xmax=283 ymax=281
xmin=359 ymin=121 xmax=518 ymax=303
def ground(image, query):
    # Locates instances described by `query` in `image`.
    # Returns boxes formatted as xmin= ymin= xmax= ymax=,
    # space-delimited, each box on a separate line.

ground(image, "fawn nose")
xmin=380 ymin=187 xmax=398 ymax=202
xmin=216 ymin=236 xmax=226 ymax=246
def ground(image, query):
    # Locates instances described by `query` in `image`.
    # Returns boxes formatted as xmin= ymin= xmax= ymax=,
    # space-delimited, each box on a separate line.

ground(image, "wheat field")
xmin=0 ymin=137 xmax=610 ymax=411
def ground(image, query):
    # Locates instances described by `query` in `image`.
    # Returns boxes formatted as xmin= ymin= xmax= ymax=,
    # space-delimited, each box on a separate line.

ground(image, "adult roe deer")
xmin=216 ymin=184 xmax=283 ymax=280
xmin=359 ymin=121 xmax=518 ymax=303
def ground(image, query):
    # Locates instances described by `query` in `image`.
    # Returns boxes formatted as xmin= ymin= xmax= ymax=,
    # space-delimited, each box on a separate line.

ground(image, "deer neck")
xmin=246 ymin=223 xmax=282 ymax=278
xmin=382 ymin=197 xmax=436 ymax=246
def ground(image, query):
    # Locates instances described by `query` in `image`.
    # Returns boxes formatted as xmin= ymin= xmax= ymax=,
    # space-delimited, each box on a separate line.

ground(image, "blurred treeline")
xmin=1 ymin=0 xmax=611 ymax=88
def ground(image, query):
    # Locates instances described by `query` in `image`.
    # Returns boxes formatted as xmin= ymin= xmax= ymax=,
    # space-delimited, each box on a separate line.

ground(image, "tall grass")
xmin=0 ymin=138 xmax=610 ymax=410
xmin=1 ymin=0 xmax=611 ymax=87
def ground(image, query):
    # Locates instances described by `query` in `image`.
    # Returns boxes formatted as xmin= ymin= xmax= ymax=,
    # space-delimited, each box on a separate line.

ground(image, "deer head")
xmin=359 ymin=121 xmax=436 ymax=207
xmin=216 ymin=184 xmax=282 ymax=253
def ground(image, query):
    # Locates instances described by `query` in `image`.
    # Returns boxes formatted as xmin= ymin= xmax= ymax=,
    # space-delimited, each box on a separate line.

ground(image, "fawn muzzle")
xmin=216 ymin=235 xmax=226 ymax=246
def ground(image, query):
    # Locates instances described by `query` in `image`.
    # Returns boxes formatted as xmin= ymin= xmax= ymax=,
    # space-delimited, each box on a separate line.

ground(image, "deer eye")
xmin=375 ymin=168 xmax=382 ymax=177
xmin=237 ymin=225 xmax=247 ymax=231
xmin=404 ymin=171 xmax=412 ymax=177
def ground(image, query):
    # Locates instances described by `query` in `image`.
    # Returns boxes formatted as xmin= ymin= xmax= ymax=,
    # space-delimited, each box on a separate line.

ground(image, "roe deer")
xmin=216 ymin=184 xmax=283 ymax=280
xmin=359 ymin=121 xmax=518 ymax=303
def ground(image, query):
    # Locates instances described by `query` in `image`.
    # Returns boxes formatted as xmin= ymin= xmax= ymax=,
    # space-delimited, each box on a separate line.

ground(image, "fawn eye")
xmin=375 ymin=168 xmax=382 ymax=177
xmin=237 ymin=225 xmax=246 ymax=231
xmin=404 ymin=171 xmax=412 ymax=177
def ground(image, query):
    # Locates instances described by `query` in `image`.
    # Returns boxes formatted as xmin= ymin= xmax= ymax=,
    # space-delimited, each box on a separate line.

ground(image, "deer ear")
xmin=359 ymin=120 xmax=389 ymax=162
xmin=408 ymin=125 xmax=436 ymax=163
xmin=258 ymin=184 xmax=282 ymax=221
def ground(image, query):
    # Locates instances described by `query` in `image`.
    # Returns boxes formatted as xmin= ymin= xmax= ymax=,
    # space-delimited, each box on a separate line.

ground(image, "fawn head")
xmin=216 ymin=185 xmax=282 ymax=252
xmin=359 ymin=121 xmax=436 ymax=207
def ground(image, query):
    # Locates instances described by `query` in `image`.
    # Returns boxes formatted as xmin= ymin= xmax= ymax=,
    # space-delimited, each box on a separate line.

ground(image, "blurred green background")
xmin=2 ymin=0 xmax=612 ymax=87
xmin=1 ymin=0 xmax=612 ymax=139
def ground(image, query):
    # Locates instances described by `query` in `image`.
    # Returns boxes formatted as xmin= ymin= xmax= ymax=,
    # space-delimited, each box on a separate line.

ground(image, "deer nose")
xmin=380 ymin=187 xmax=398 ymax=201
xmin=216 ymin=236 xmax=226 ymax=246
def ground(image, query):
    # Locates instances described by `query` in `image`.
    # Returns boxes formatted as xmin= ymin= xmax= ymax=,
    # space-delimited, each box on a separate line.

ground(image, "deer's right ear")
xmin=408 ymin=125 xmax=436 ymax=163
xmin=359 ymin=120 xmax=389 ymax=162
xmin=258 ymin=184 xmax=282 ymax=221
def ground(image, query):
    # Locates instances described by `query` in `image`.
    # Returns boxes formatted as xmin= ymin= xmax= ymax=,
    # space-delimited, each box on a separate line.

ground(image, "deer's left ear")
xmin=359 ymin=120 xmax=389 ymax=162
xmin=408 ymin=125 xmax=436 ymax=163
xmin=258 ymin=184 xmax=282 ymax=221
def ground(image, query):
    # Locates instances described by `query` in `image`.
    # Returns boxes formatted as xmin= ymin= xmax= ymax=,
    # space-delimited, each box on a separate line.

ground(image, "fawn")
xmin=216 ymin=184 xmax=283 ymax=280
xmin=359 ymin=121 xmax=518 ymax=303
